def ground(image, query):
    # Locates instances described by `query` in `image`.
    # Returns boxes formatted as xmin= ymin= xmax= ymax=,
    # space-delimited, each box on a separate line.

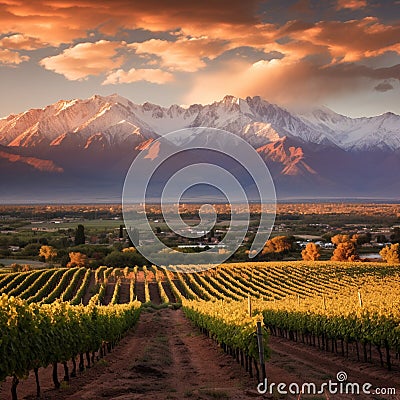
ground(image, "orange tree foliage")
xmin=380 ymin=243 xmax=400 ymax=264
xmin=301 ymin=242 xmax=321 ymax=261
xmin=10 ymin=263 xmax=31 ymax=272
xmin=262 ymin=236 xmax=292 ymax=254
xmin=39 ymin=245 xmax=57 ymax=261
xmin=331 ymin=234 xmax=359 ymax=262
xmin=67 ymin=252 xmax=88 ymax=268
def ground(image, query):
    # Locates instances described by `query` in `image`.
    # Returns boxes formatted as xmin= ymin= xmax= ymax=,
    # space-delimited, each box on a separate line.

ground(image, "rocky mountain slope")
xmin=0 ymin=94 xmax=399 ymax=202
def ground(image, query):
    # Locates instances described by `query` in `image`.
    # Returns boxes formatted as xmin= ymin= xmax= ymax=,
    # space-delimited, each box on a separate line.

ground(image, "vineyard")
xmin=3 ymin=262 xmax=399 ymax=305
xmin=1 ymin=261 xmax=400 ymax=399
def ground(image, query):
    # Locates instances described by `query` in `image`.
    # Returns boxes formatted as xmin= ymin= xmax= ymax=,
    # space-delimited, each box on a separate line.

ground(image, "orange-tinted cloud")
xmin=185 ymin=57 xmax=400 ymax=109
xmin=0 ymin=0 xmax=262 ymax=45
xmin=1 ymin=1 xmax=398 ymax=76
xmin=0 ymin=48 xmax=28 ymax=65
xmin=40 ymin=40 xmax=125 ymax=80
xmin=0 ymin=1 xmax=91 ymax=45
xmin=131 ymin=37 xmax=229 ymax=72
xmin=286 ymin=17 xmax=400 ymax=63
xmin=336 ymin=0 xmax=367 ymax=10
xmin=103 ymin=68 xmax=173 ymax=84
xmin=0 ymin=34 xmax=45 ymax=50
xmin=0 ymin=0 xmax=399 ymax=117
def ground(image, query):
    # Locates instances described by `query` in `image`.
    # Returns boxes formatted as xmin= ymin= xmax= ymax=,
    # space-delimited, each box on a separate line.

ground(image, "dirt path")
xmin=134 ymin=280 xmax=145 ymax=302
xmin=148 ymin=282 xmax=161 ymax=304
xmin=267 ymin=336 xmax=400 ymax=399
xmin=134 ymin=271 xmax=146 ymax=302
xmin=102 ymin=282 xmax=115 ymax=305
xmin=161 ymin=280 xmax=176 ymax=302
xmin=146 ymin=271 xmax=155 ymax=282
xmin=82 ymin=271 xmax=95 ymax=305
xmin=8 ymin=309 xmax=257 ymax=400
xmin=173 ymin=279 xmax=186 ymax=297
xmin=118 ymin=280 xmax=130 ymax=303
xmin=67 ymin=273 xmax=83 ymax=301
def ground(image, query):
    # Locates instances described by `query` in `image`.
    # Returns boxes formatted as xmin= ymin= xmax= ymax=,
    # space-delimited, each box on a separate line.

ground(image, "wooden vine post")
xmin=256 ymin=321 xmax=266 ymax=383
xmin=358 ymin=290 xmax=363 ymax=308
xmin=248 ymin=295 xmax=252 ymax=316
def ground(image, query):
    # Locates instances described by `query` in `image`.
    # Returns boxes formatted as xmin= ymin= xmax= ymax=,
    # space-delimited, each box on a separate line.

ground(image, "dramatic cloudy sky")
xmin=0 ymin=0 xmax=399 ymax=117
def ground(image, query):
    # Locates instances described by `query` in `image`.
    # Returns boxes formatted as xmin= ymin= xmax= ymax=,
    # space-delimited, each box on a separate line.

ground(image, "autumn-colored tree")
xmin=331 ymin=234 xmax=359 ymax=262
xmin=218 ymin=248 xmax=230 ymax=255
xmin=380 ymin=243 xmax=400 ymax=264
xmin=262 ymin=236 xmax=292 ymax=254
xmin=301 ymin=242 xmax=321 ymax=261
xmin=67 ymin=252 xmax=88 ymax=268
xmin=331 ymin=234 xmax=356 ymax=246
xmin=10 ymin=263 xmax=31 ymax=272
xmin=122 ymin=247 xmax=136 ymax=253
xmin=39 ymin=245 xmax=57 ymax=261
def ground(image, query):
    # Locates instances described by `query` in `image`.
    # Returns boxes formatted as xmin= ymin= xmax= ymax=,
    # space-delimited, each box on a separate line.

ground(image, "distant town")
xmin=0 ymin=202 xmax=399 ymax=270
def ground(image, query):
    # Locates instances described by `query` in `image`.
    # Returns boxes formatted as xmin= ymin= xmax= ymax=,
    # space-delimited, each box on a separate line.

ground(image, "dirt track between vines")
xmin=3 ymin=309 xmax=258 ymax=400
xmin=2 ymin=308 xmax=400 ymax=400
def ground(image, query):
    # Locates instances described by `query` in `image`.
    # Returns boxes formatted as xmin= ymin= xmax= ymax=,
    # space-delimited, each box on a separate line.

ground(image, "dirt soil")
xmin=267 ymin=336 xmax=400 ymax=400
xmin=1 ymin=309 xmax=399 ymax=400
xmin=1 ymin=309 xmax=259 ymax=400
xmin=82 ymin=271 xmax=95 ymax=305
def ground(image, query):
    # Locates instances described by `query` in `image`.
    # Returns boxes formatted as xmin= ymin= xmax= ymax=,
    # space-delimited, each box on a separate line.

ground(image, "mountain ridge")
xmin=1 ymin=94 xmax=399 ymax=151
xmin=0 ymin=94 xmax=399 ymax=202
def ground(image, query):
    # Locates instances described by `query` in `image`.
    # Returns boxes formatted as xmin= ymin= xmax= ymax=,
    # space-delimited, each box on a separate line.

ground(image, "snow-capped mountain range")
xmin=0 ymin=94 xmax=399 ymax=202
xmin=1 ymin=93 xmax=399 ymax=151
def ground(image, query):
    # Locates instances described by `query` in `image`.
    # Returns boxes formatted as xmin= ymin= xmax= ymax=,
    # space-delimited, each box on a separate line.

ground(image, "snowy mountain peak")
xmin=0 ymin=94 xmax=399 ymax=152
xmin=221 ymin=94 xmax=240 ymax=104
xmin=1 ymin=95 xmax=399 ymax=201
xmin=298 ymin=106 xmax=400 ymax=151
